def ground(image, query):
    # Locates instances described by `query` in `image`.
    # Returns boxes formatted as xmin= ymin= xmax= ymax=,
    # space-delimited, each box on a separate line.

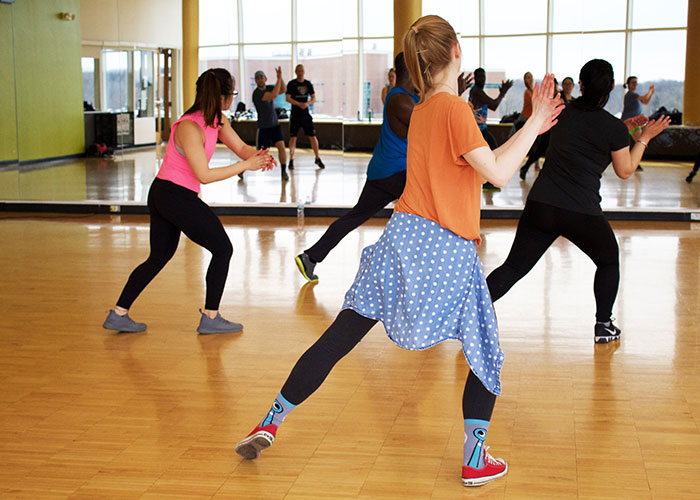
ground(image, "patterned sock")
xmin=464 ymin=419 xmax=490 ymax=469
xmin=259 ymin=392 xmax=296 ymax=428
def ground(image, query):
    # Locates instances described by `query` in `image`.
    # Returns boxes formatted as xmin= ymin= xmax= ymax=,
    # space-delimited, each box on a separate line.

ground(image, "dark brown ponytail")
xmin=184 ymin=68 xmax=234 ymax=127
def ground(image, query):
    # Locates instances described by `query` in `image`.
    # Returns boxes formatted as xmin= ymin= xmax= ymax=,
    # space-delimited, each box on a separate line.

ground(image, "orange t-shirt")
xmin=394 ymin=93 xmax=488 ymax=244
xmin=521 ymin=88 xmax=533 ymax=118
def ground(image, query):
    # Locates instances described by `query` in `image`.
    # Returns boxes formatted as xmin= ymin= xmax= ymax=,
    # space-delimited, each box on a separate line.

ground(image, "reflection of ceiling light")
xmin=60 ymin=12 xmax=76 ymax=21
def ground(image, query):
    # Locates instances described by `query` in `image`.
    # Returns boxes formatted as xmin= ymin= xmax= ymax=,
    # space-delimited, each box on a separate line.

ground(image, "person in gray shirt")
xmin=252 ymin=67 xmax=288 ymax=180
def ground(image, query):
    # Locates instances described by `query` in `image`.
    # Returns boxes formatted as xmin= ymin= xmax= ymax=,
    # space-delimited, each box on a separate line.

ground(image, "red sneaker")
xmin=235 ymin=424 xmax=277 ymax=460
xmin=462 ymin=447 xmax=508 ymax=486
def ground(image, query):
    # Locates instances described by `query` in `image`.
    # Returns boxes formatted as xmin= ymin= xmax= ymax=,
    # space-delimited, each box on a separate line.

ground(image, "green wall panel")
xmin=0 ymin=5 xmax=18 ymax=163
xmin=13 ymin=0 xmax=84 ymax=162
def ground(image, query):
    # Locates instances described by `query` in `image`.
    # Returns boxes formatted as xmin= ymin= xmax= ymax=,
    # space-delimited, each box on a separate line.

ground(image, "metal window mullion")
xmin=237 ymin=0 xmax=245 ymax=105
xmin=624 ymin=0 xmax=633 ymax=80
xmin=99 ymin=50 xmax=106 ymax=111
xmin=546 ymin=0 xmax=553 ymax=73
xmin=358 ymin=0 xmax=364 ymax=120
xmin=478 ymin=0 xmax=485 ymax=66
xmin=292 ymin=0 xmax=298 ymax=75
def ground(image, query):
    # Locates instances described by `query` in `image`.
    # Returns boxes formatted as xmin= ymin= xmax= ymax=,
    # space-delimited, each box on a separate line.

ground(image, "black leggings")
xmin=480 ymin=128 xmax=498 ymax=150
xmin=281 ymin=309 xmax=496 ymax=421
xmin=116 ymin=178 xmax=233 ymax=311
xmin=486 ymin=200 xmax=619 ymax=322
xmin=305 ymin=171 xmax=406 ymax=263
xmin=521 ymin=131 xmax=550 ymax=173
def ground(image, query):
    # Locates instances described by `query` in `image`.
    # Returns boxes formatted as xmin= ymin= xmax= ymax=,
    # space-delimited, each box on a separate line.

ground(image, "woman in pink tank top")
xmin=103 ymin=68 xmax=275 ymax=335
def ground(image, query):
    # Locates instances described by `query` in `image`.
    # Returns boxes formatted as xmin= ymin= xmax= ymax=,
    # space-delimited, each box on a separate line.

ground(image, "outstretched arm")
xmin=639 ymin=85 xmax=655 ymax=105
xmin=263 ymin=67 xmax=285 ymax=101
xmin=611 ymin=115 xmax=671 ymax=179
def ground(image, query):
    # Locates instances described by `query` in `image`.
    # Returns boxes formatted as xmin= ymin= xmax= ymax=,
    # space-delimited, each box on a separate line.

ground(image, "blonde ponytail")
xmin=402 ymin=15 xmax=458 ymax=102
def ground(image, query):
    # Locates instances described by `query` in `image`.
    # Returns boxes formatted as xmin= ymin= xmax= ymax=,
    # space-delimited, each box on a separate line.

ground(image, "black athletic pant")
xmin=116 ymin=178 xmax=233 ymax=311
xmin=305 ymin=171 xmax=406 ymax=263
xmin=480 ymin=128 xmax=498 ymax=150
xmin=486 ymin=199 xmax=619 ymax=323
xmin=521 ymin=131 xmax=550 ymax=174
xmin=687 ymin=149 xmax=700 ymax=181
xmin=280 ymin=309 xmax=496 ymax=421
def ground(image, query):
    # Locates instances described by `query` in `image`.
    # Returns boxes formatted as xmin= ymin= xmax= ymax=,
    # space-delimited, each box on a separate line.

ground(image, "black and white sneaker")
xmin=315 ymin=157 xmax=325 ymax=169
xmin=594 ymin=320 xmax=621 ymax=344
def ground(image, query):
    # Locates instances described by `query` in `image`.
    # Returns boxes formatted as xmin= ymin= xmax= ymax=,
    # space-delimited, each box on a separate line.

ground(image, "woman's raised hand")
xmin=640 ymin=115 xmax=672 ymax=142
xmin=531 ymin=73 xmax=565 ymax=135
xmin=243 ymin=148 xmax=277 ymax=172
xmin=624 ymin=114 xmax=648 ymax=132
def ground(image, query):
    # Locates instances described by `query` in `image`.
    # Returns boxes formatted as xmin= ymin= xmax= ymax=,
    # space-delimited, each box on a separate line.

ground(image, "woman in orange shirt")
xmin=235 ymin=15 xmax=562 ymax=487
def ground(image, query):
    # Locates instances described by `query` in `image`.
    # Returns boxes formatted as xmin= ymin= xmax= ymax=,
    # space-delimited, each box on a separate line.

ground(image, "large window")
xmin=103 ymin=50 xmax=132 ymax=112
xmin=421 ymin=0 xmax=687 ymax=119
xmin=199 ymin=0 xmax=394 ymax=120
xmin=82 ymin=57 xmax=100 ymax=110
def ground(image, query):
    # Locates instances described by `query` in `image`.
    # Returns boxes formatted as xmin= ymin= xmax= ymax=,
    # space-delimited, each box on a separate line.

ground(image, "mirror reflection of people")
xmin=381 ymin=67 xmax=397 ymax=105
xmin=295 ymin=53 xmax=419 ymax=282
xmin=487 ymin=59 xmax=671 ymax=345
xmin=253 ymin=67 xmax=289 ymax=181
xmin=102 ymin=68 xmax=275 ymax=335
xmin=519 ymin=76 xmax=561 ymax=180
xmin=621 ymin=76 xmax=655 ymax=121
xmin=235 ymin=15 xmax=563 ymax=489
xmin=286 ymin=64 xmax=324 ymax=170
xmin=469 ymin=67 xmax=513 ymax=191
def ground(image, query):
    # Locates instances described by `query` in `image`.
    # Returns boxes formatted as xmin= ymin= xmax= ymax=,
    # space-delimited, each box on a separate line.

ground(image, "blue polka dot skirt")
xmin=342 ymin=211 xmax=505 ymax=395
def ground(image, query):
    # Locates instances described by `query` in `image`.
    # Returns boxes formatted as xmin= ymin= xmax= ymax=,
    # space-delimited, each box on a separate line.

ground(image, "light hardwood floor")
xmin=0 ymin=214 xmax=699 ymax=499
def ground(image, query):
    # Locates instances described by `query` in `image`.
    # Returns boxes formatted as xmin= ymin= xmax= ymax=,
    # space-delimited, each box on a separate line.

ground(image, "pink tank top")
xmin=156 ymin=110 xmax=220 ymax=193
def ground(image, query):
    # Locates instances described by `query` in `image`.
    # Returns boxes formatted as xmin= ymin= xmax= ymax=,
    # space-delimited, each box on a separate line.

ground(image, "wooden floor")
xmin=1 ymin=214 xmax=699 ymax=499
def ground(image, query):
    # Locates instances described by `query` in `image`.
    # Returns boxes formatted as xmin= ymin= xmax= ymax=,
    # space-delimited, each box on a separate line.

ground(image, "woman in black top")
xmin=486 ymin=59 xmax=670 ymax=343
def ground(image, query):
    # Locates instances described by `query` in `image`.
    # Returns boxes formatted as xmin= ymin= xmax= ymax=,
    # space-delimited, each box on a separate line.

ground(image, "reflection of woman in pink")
xmin=381 ymin=67 xmax=397 ymax=105
xmin=103 ymin=68 xmax=275 ymax=335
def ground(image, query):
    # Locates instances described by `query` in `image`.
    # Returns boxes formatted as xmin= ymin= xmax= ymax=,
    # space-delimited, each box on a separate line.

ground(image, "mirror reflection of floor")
xmin=1 ymin=145 xmax=698 ymax=218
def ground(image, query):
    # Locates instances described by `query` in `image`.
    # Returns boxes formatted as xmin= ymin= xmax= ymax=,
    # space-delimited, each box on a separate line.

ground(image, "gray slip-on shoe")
xmin=103 ymin=310 xmax=147 ymax=333
xmin=197 ymin=309 xmax=243 ymax=334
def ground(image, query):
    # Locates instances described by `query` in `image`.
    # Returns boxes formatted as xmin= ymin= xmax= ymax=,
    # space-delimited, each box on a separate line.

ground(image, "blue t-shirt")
xmin=621 ymin=91 xmax=642 ymax=120
xmin=469 ymin=86 xmax=489 ymax=131
xmin=366 ymin=86 xmax=419 ymax=180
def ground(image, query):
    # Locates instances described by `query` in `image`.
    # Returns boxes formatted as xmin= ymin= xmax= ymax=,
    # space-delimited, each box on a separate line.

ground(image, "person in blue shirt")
xmin=294 ymin=53 xmax=472 ymax=282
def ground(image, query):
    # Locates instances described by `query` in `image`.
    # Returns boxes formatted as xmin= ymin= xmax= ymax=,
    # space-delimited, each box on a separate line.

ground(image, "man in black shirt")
xmin=286 ymin=64 xmax=324 ymax=169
